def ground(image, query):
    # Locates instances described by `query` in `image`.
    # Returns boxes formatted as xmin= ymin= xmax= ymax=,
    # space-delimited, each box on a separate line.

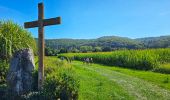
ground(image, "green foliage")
xmin=93 ymin=47 xmax=102 ymax=52
xmin=45 ymin=47 xmax=58 ymax=56
xmin=43 ymin=68 xmax=79 ymax=99
xmin=72 ymin=48 xmax=80 ymax=53
xmin=59 ymin=48 xmax=68 ymax=53
xmin=0 ymin=61 xmax=8 ymax=84
xmin=0 ymin=20 xmax=37 ymax=94
xmin=45 ymin=36 xmax=144 ymax=53
xmin=32 ymin=57 xmax=79 ymax=99
xmin=80 ymin=46 xmax=93 ymax=53
xmin=44 ymin=35 xmax=170 ymax=53
xmin=102 ymin=46 xmax=112 ymax=52
xmin=0 ymin=20 xmax=37 ymax=99
xmin=154 ymin=63 xmax=170 ymax=74
xmin=32 ymin=70 xmax=38 ymax=91
xmin=59 ymin=48 xmax=170 ymax=70
xmin=0 ymin=20 xmax=37 ymax=61
xmin=137 ymin=35 xmax=170 ymax=48
xmin=43 ymin=35 xmax=170 ymax=54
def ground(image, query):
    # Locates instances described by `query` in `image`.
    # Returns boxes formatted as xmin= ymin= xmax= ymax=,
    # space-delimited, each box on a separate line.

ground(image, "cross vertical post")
xmin=38 ymin=3 xmax=44 ymax=90
xmin=24 ymin=2 xmax=61 ymax=90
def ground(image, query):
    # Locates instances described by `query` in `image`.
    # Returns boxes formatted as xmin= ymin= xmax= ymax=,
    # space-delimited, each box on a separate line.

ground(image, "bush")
xmin=30 ymin=57 xmax=79 ymax=100
xmin=32 ymin=70 xmax=38 ymax=91
xmin=0 ymin=60 xmax=9 ymax=84
xmin=42 ymin=67 xmax=79 ymax=100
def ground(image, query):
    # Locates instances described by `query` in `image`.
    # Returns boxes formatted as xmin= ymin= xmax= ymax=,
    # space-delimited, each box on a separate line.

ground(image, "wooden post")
xmin=38 ymin=3 xmax=44 ymax=89
xmin=24 ymin=2 xmax=61 ymax=90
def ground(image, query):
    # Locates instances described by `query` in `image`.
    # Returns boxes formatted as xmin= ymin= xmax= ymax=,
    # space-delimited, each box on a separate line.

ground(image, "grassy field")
xmin=33 ymin=56 xmax=170 ymax=99
xmin=73 ymin=61 xmax=133 ymax=100
xmin=71 ymin=61 xmax=170 ymax=100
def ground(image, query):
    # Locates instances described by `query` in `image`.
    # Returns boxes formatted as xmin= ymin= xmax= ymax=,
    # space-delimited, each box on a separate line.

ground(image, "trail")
xmin=72 ymin=61 xmax=170 ymax=100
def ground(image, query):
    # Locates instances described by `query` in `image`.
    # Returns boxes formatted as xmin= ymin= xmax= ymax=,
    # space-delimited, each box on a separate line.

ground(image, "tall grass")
xmin=0 ymin=20 xmax=37 ymax=86
xmin=59 ymin=48 xmax=170 ymax=70
xmin=0 ymin=20 xmax=37 ymax=61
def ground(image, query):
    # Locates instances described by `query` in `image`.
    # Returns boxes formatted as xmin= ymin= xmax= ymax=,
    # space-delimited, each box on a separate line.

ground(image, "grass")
xmin=2 ymin=56 xmax=169 ymax=99
xmin=71 ymin=61 xmax=170 ymax=100
xmin=73 ymin=62 xmax=133 ymax=100
xmin=154 ymin=63 xmax=170 ymax=74
xmin=99 ymin=63 xmax=170 ymax=91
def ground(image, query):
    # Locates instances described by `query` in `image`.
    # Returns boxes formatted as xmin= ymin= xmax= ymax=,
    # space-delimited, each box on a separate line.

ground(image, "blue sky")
xmin=0 ymin=0 xmax=170 ymax=39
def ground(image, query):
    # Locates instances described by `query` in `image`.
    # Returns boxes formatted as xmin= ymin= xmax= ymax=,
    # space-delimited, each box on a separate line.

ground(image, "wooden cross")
xmin=24 ymin=2 xmax=61 ymax=89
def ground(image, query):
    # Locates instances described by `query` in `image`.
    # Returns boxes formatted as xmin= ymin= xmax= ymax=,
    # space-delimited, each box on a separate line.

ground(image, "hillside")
xmin=43 ymin=36 xmax=143 ymax=53
xmin=136 ymin=35 xmax=170 ymax=48
xmin=42 ymin=35 xmax=170 ymax=54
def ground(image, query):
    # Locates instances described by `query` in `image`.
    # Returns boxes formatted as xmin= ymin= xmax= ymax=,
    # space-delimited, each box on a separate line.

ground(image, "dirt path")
xmin=72 ymin=61 xmax=170 ymax=100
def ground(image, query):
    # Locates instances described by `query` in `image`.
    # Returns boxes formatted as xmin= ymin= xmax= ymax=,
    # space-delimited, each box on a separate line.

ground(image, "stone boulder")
xmin=7 ymin=48 xmax=35 ymax=95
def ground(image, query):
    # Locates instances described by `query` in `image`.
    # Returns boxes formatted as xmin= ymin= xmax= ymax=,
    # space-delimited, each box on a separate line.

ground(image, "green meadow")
xmin=71 ymin=61 xmax=170 ymax=100
xmin=38 ymin=57 xmax=170 ymax=100
xmin=58 ymin=48 xmax=170 ymax=99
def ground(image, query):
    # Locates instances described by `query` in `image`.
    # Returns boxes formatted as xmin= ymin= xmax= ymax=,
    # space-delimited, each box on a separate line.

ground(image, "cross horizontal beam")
xmin=24 ymin=21 xmax=38 ymax=28
xmin=43 ymin=17 xmax=61 ymax=26
xmin=24 ymin=17 xmax=61 ymax=28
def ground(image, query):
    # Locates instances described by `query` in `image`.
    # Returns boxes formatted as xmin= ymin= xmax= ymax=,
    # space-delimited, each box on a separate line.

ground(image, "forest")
xmin=44 ymin=35 xmax=170 ymax=55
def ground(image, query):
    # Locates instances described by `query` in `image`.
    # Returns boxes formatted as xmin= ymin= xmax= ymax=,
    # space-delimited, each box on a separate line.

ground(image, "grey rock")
xmin=7 ymin=48 xmax=35 ymax=95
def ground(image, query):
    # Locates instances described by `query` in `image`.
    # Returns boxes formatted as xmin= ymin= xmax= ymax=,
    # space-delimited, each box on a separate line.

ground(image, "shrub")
xmin=30 ymin=57 xmax=79 ymax=100
xmin=0 ymin=60 xmax=9 ymax=84
xmin=32 ymin=70 xmax=38 ymax=91
xmin=42 ymin=67 xmax=79 ymax=100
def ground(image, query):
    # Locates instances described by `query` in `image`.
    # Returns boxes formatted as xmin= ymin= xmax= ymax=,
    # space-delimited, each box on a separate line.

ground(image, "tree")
xmin=93 ymin=47 xmax=102 ymax=52
xmin=102 ymin=46 xmax=112 ymax=52
xmin=80 ymin=46 xmax=93 ymax=53
xmin=45 ymin=47 xmax=59 ymax=56
xmin=59 ymin=48 xmax=68 ymax=53
xmin=71 ymin=48 xmax=79 ymax=53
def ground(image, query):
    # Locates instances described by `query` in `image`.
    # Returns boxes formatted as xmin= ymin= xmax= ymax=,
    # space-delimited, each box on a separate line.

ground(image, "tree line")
xmin=44 ymin=35 xmax=170 ymax=55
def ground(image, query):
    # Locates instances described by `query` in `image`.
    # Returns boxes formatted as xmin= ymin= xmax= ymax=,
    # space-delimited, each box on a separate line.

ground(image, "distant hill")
xmin=96 ymin=36 xmax=143 ymax=49
xmin=44 ymin=36 xmax=143 ymax=51
xmin=136 ymin=35 xmax=170 ymax=48
xmin=35 ymin=35 xmax=170 ymax=54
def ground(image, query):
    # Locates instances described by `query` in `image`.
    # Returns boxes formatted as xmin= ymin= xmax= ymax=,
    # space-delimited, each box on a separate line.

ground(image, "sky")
xmin=0 ymin=0 xmax=170 ymax=39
